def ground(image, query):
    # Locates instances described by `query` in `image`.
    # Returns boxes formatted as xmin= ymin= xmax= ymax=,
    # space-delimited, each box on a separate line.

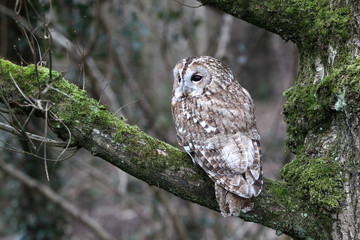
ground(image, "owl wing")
xmin=172 ymin=82 xmax=262 ymax=198
xmin=193 ymin=134 xmax=262 ymax=198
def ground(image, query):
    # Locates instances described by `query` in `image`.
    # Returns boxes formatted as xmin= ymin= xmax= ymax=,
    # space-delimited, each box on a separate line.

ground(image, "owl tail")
xmin=215 ymin=183 xmax=255 ymax=217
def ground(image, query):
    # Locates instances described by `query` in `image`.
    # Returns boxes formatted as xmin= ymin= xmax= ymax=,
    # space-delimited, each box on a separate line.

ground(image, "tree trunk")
xmin=1 ymin=1 xmax=359 ymax=239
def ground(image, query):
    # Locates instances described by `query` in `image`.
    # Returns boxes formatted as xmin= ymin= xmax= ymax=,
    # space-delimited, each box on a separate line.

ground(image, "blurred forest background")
xmin=0 ymin=0 xmax=298 ymax=239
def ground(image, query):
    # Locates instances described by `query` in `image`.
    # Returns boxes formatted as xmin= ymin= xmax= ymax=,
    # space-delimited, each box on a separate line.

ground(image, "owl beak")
xmin=182 ymin=86 xmax=187 ymax=96
xmin=182 ymin=85 xmax=190 ymax=97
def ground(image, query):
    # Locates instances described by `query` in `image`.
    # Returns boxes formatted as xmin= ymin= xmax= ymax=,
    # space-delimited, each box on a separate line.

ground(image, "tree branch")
xmin=0 ymin=58 xmax=332 ymax=240
xmin=197 ymin=0 xmax=303 ymax=42
xmin=198 ymin=0 xmax=352 ymax=49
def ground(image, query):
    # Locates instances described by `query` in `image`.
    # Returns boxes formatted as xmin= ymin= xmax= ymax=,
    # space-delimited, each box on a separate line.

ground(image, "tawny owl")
xmin=171 ymin=56 xmax=263 ymax=217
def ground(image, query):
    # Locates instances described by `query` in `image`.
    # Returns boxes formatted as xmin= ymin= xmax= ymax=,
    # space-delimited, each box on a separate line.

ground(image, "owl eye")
xmin=178 ymin=75 xmax=181 ymax=83
xmin=191 ymin=74 xmax=202 ymax=82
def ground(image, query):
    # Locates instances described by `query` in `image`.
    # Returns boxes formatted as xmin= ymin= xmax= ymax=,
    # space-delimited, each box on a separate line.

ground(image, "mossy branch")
xmin=198 ymin=0 xmax=351 ymax=49
xmin=0 ymin=59 xmax=332 ymax=240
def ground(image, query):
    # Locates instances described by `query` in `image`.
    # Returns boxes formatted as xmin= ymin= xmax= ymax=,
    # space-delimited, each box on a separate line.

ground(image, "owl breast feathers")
xmin=171 ymin=56 xmax=263 ymax=216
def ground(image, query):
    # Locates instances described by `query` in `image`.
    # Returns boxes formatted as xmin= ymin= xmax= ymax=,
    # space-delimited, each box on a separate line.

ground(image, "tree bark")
xmin=1 ymin=0 xmax=360 ymax=239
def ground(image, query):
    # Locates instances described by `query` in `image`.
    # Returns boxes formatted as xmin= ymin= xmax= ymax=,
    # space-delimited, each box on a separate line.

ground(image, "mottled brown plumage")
xmin=171 ymin=56 xmax=263 ymax=216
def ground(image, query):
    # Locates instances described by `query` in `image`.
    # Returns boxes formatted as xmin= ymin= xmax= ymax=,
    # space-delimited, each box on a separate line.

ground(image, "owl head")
xmin=172 ymin=56 xmax=234 ymax=100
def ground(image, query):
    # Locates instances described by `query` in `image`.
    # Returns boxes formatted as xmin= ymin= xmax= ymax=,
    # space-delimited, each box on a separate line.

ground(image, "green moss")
xmin=267 ymin=179 xmax=296 ymax=209
xmin=318 ymin=58 xmax=360 ymax=110
xmin=281 ymin=57 xmax=350 ymax=210
xmin=114 ymin=123 xmax=198 ymax=175
xmin=114 ymin=123 xmax=141 ymax=144
xmin=280 ymin=157 xmax=344 ymax=211
xmin=278 ymin=0 xmax=351 ymax=50
xmin=0 ymin=60 xmax=63 ymax=97
xmin=265 ymin=156 xmax=343 ymax=238
xmin=202 ymin=0 xmax=351 ymax=54
xmin=283 ymin=55 xmax=360 ymax=154
xmin=0 ymin=58 xmax=126 ymax=143
xmin=46 ymin=76 xmax=124 ymax=132
xmin=258 ymin=178 xmax=334 ymax=239
xmin=1 ymin=60 xmax=35 ymax=96
xmin=283 ymin=82 xmax=332 ymax=154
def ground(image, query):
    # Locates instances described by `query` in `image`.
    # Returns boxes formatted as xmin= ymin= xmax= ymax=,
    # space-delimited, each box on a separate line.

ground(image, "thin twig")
xmin=98 ymin=82 xmax=109 ymax=105
xmin=10 ymin=72 xmax=34 ymax=105
xmin=0 ymin=140 xmax=77 ymax=162
xmin=44 ymin=102 xmax=50 ymax=181
xmin=83 ymin=0 xmax=102 ymax=60
xmin=49 ymin=110 xmax=73 ymax=162
xmin=0 ymin=107 xmax=10 ymax=113
xmin=44 ymin=86 xmax=79 ymax=103
xmin=0 ymin=86 xmax=37 ymax=151
xmin=114 ymin=99 xmax=140 ymax=116
xmin=4 ymin=69 xmax=74 ymax=165
xmin=0 ymin=122 xmax=68 ymax=147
